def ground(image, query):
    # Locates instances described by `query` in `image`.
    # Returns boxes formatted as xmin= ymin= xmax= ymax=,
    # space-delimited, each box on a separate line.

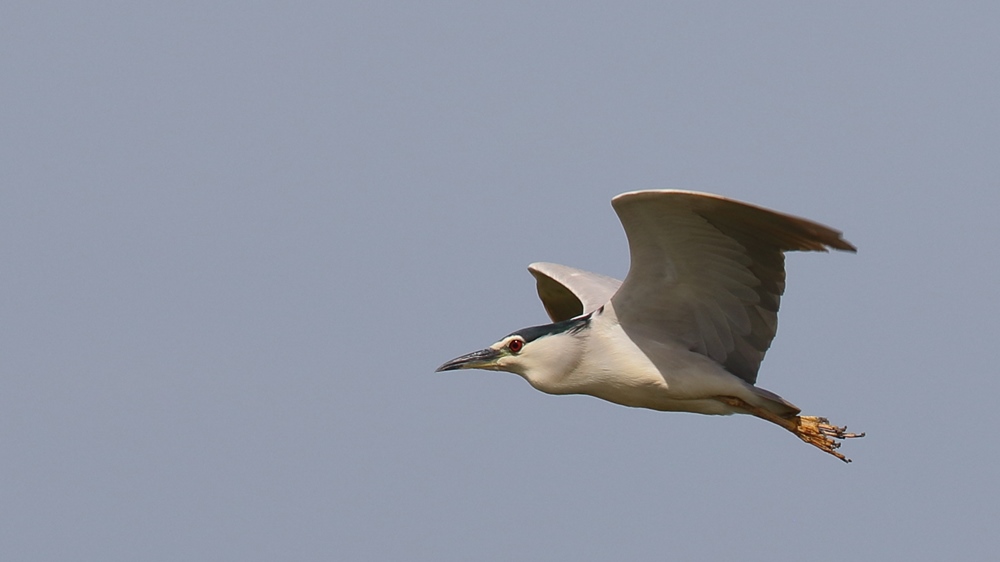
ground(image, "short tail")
xmin=751 ymin=386 xmax=801 ymax=418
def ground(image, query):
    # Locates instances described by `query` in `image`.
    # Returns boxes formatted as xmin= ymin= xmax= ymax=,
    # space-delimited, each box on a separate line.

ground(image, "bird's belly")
xmin=557 ymin=336 xmax=754 ymax=415
xmin=522 ymin=312 xmax=757 ymax=415
xmin=570 ymin=373 xmax=742 ymax=415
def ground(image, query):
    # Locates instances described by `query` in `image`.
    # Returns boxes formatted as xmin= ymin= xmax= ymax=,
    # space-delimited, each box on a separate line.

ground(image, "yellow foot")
xmin=716 ymin=396 xmax=865 ymax=463
xmin=792 ymin=416 xmax=865 ymax=463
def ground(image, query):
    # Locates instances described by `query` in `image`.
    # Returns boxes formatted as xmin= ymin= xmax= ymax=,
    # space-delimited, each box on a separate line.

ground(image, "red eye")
xmin=508 ymin=339 xmax=523 ymax=353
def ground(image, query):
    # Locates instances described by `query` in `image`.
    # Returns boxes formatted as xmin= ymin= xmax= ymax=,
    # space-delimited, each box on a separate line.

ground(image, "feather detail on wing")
xmin=610 ymin=190 xmax=855 ymax=383
xmin=528 ymin=262 xmax=622 ymax=322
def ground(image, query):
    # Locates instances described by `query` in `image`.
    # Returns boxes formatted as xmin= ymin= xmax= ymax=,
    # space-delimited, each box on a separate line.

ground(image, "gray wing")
xmin=528 ymin=262 xmax=622 ymax=322
xmin=609 ymin=190 xmax=856 ymax=384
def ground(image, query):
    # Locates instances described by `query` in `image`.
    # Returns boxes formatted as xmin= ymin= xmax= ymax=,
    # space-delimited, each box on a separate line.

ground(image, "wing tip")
xmin=835 ymin=238 xmax=858 ymax=253
xmin=806 ymin=228 xmax=857 ymax=254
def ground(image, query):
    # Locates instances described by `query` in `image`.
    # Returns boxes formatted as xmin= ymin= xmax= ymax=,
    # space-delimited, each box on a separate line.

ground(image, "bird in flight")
xmin=438 ymin=190 xmax=863 ymax=462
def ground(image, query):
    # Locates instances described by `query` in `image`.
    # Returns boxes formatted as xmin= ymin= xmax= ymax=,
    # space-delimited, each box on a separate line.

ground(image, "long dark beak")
xmin=436 ymin=348 xmax=501 ymax=372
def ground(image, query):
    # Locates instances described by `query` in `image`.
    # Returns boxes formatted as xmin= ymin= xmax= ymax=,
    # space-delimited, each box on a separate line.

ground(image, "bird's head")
xmin=436 ymin=315 xmax=591 ymax=386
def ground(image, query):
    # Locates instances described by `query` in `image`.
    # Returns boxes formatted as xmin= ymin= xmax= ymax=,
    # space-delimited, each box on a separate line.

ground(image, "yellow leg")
xmin=716 ymin=396 xmax=865 ymax=463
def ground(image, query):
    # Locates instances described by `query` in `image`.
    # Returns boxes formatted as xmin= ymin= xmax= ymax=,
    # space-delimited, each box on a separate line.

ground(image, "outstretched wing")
xmin=610 ymin=190 xmax=855 ymax=384
xmin=528 ymin=262 xmax=622 ymax=322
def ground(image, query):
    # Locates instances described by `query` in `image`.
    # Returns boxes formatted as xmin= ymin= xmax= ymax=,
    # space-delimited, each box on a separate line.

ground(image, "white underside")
xmin=516 ymin=304 xmax=795 ymax=416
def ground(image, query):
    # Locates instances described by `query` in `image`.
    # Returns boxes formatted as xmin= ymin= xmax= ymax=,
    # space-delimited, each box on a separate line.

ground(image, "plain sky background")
xmin=3 ymin=2 xmax=999 ymax=560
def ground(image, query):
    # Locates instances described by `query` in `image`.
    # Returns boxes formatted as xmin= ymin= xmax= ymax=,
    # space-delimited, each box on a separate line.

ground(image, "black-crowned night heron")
xmin=438 ymin=190 xmax=864 ymax=462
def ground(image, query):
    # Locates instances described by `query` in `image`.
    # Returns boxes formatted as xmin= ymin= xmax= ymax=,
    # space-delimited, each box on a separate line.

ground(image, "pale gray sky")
xmin=3 ymin=2 xmax=999 ymax=560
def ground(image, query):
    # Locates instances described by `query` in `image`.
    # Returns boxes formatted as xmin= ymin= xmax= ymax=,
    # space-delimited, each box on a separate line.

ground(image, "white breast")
xmin=531 ymin=304 xmax=759 ymax=415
